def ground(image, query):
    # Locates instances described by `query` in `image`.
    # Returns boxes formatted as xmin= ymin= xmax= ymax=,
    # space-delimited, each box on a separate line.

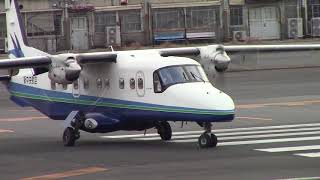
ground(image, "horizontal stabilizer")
xmin=0 ymin=56 xmax=51 ymax=69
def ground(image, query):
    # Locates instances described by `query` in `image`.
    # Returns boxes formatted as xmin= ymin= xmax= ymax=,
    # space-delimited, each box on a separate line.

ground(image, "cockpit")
xmin=153 ymin=65 xmax=209 ymax=93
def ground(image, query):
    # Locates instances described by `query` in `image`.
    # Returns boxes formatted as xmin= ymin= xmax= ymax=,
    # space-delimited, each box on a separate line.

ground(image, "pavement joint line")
xmin=20 ymin=167 xmax=108 ymax=180
xmin=0 ymin=116 xmax=47 ymax=122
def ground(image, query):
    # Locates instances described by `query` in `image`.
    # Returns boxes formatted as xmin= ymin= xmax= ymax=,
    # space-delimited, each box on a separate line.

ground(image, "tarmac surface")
xmin=1 ymin=67 xmax=320 ymax=180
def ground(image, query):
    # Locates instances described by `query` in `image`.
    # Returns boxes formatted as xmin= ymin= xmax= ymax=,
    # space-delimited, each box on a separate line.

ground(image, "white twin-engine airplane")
xmin=2 ymin=0 xmax=320 ymax=148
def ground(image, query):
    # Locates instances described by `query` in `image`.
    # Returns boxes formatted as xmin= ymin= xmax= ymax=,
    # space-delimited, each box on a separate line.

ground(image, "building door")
xmin=249 ymin=7 xmax=280 ymax=40
xmin=71 ymin=17 xmax=89 ymax=50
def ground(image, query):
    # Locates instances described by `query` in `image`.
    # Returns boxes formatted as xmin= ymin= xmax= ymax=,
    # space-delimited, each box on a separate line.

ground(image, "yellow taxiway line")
xmin=21 ymin=167 xmax=108 ymax=180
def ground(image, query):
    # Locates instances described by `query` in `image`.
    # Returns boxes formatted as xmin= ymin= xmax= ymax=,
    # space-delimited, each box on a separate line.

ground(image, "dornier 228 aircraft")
xmin=2 ymin=0 xmax=320 ymax=148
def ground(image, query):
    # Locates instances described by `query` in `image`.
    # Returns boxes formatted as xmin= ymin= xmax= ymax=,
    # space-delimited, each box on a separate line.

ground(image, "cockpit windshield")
xmin=153 ymin=65 xmax=209 ymax=93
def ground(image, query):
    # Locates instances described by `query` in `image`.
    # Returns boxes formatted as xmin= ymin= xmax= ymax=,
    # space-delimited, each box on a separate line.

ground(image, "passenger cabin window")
xmin=84 ymin=78 xmax=89 ymax=89
xmin=97 ymin=78 xmax=102 ymax=89
xmin=62 ymin=84 xmax=68 ymax=90
xmin=73 ymin=80 xmax=79 ymax=90
xmin=153 ymin=65 xmax=208 ymax=93
xmin=138 ymin=78 xmax=144 ymax=89
xmin=51 ymin=81 xmax=56 ymax=90
xmin=104 ymin=78 xmax=110 ymax=89
xmin=119 ymin=78 xmax=125 ymax=89
xmin=130 ymin=78 xmax=135 ymax=89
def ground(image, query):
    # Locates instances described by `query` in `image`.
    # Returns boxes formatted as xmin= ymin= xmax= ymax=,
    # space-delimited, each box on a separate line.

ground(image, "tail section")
xmin=5 ymin=0 xmax=48 ymax=59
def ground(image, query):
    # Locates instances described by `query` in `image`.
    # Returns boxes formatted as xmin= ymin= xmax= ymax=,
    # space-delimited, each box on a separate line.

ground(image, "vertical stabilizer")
xmin=5 ymin=0 xmax=48 ymax=59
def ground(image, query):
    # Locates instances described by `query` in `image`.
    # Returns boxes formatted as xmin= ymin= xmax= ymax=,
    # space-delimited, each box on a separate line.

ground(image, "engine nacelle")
xmin=48 ymin=55 xmax=81 ymax=84
xmin=199 ymin=45 xmax=231 ymax=73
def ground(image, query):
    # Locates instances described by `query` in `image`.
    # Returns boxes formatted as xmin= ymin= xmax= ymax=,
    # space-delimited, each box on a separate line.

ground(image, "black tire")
xmin=63 ymin=127 xmax=76 ymax=147
xmin=209 ymin=133 xmax=218 ymax=147
xmin=158 ymin=121 xmax=172 ymax=141
xmin=198 ymin=133 xmax=212 ymax=148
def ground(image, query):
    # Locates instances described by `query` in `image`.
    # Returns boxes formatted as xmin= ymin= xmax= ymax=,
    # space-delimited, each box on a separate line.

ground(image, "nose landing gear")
xmin=198 ymin=122 xmax=218 ymax=148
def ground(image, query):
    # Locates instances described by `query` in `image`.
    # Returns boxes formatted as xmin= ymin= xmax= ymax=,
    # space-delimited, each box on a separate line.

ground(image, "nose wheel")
xmin=198 ymin=123 xmax=218 ymax=148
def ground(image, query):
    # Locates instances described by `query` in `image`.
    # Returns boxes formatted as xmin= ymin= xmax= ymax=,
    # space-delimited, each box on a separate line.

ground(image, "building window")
xmin=120 ymin=10 xmax=142 ymax=32
xmin=230 ymin=6 xmax=243 ymax=26
xmin=153 ymin=8 xmax=185 ymax=30
xmin=94 ymin=12 xmax=117 ymax=33
xmin=25 ymin=11 xmax=62 ymax=36
xmin=119 ymin=78 xmax=125 ymax=89
xmin=130 ymin=78 xmax=135 ymax=89
xmin=186 ymin=7 xmax=217 ymax=29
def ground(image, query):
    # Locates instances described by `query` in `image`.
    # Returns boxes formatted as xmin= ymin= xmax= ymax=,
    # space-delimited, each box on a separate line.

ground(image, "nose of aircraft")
xmin=166 ymin=83 xmax=235 ymax=112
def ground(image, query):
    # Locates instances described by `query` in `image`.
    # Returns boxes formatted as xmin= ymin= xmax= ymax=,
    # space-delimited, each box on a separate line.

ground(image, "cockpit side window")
xmin=153 ymin=72 xmax=162 ymax=93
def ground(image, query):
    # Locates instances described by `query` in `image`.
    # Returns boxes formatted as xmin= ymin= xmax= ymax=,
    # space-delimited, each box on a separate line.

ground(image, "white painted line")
xmin=219 ymin=131 xmax=320 ymax=141
xmin=276 ymin=177 xmax=320 ymax=180
xmin=0 ymin=129 xmax=14 ymax=133
xmin=171 ymin=136 xmax=320 ymax=145
xmin=101 ymin=123 xmax=320 ymax=139
xmin=171 ymin=132 xmax=320 ymax=143
xmin=133 ymin=126 xmax=320 ymax=141
xmin=294 ymin=152 xmax=320 ymax=158
xmin=255 ymin=145 xmax=320 ymax=152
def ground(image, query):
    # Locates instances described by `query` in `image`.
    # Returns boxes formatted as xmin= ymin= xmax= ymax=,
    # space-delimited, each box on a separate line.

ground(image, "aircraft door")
xmin=136 ymin=71 xmax=145 ymax=97
xmin=72 ymin=80 xmax=80 ymax=98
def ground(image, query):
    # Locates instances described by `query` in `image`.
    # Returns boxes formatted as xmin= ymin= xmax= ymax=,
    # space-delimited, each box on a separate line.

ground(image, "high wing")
xmin=0 ymin=56 xmax=51 ymax=69
xmin=0 ymin=52 xmax=117 ymax=70
xmin=224 ymin=44 xmax=320 ymax=53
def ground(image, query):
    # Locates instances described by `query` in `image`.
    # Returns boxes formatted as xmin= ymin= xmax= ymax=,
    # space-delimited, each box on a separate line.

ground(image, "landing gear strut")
xmin=198 ymin=122 xmax=218 ymax=148
xmin=157 ymin=121 xmax=172 ymax=141
xmin=62 ymin=111 xmax=84 ymax=146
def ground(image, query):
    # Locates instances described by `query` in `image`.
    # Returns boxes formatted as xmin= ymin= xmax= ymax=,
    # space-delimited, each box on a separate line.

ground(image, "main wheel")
xmin=158 ymin=121 xmax=172 ymax=141
xmin=198 ymin=133 xmax=212 ymax=148
xmin=63 ymin=127 xmax=76 ymax=147
xmin=209 ymin=133 xmax=218 ymax=147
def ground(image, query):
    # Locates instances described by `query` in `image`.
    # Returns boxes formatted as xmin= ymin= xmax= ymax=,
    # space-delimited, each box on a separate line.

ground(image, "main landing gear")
xmin=157 ymin=121 xmax=172 ymax=141
xmin=63 ymin=111 xmax=84 ymax=146
xmin=198 ymin=122 xmax=218 ymax=148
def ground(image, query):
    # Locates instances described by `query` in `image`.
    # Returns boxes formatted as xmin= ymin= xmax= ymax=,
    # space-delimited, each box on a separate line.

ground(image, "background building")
xmin=0 ymin=0 xmax=318 ymax=53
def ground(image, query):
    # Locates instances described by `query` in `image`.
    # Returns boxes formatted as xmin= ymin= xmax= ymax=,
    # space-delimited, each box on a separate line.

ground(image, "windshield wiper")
xmin=190 ymin=72 xmax=205 ymax=83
